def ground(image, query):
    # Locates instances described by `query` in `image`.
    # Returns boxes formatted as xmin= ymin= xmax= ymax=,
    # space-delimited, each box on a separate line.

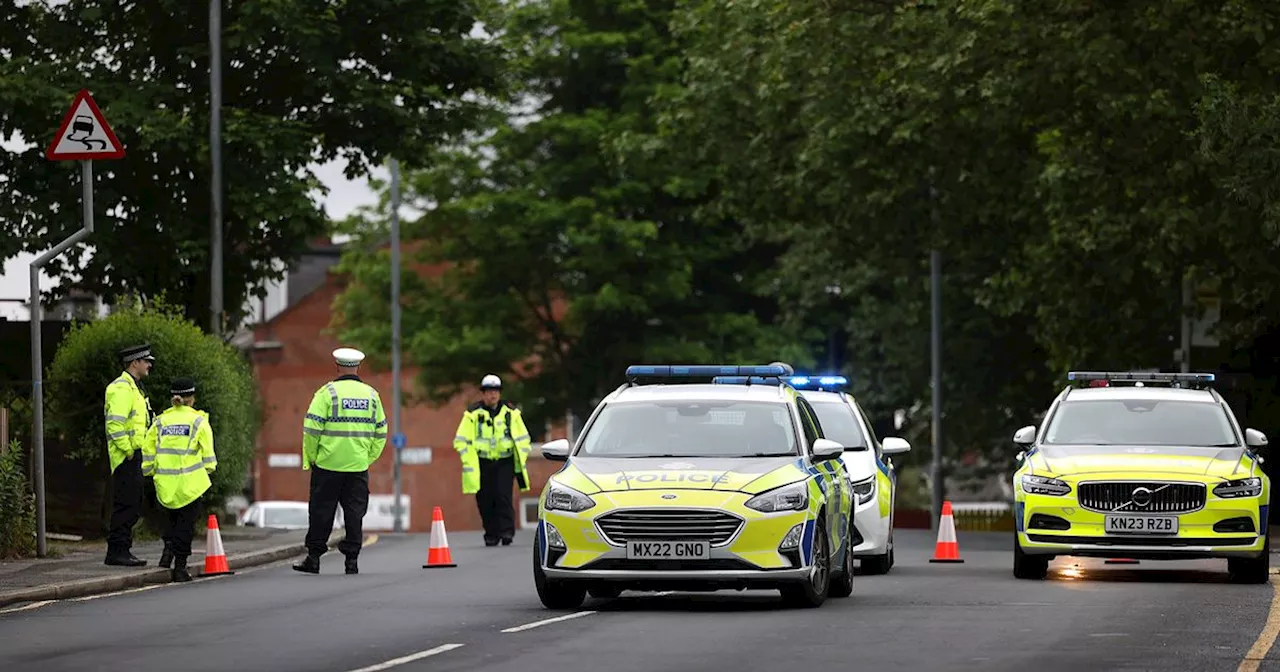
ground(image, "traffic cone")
xmin=422 ymin=506 xmax=457 ymax=568
xmin=202 ymin=514 xmax=234 ymax=576
xmin=929 ymin=501 xmax=965 ymax=563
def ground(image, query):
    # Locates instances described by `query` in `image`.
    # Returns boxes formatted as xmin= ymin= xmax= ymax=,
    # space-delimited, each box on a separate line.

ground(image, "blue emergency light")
xmin=625 ymin=364 xmax=791 ymax=381
xmin=785 ymin=374 xmax=849 ymax=391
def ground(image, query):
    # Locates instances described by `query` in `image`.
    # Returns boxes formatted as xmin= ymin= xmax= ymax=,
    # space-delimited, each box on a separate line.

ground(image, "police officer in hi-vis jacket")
xmin=103 ymin=343 xmax=155 ymax=567
xmin=453 ymin=374 xmax=533 ymax=546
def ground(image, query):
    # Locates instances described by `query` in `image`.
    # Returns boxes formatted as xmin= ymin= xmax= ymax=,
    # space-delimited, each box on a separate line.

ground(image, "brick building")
xmin=245 ymin=255 xmax=567 ymax=534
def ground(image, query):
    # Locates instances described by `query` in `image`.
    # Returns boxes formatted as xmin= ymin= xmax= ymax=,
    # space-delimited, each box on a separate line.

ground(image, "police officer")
xmin=142 ymin=377 xmax=216 ymax=582
xmin=453 ymin=374 xmax=532 ymax=546
xmin=103 ymin=343 xmax=154 ymax=566
xmin=293 ymin=347 xmax=387 ymax=575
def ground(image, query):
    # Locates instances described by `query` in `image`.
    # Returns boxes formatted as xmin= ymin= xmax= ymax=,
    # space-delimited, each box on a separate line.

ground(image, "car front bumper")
xmin=851 ymin=493 xmax=890 ymax=556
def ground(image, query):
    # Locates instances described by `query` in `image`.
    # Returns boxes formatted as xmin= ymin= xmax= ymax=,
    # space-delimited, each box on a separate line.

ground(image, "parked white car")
xmin=238 ymin=500 xmax=341 ymax=530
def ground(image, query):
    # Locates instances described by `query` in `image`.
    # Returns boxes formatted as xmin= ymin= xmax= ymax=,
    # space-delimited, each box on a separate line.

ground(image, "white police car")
xmin=791 ymin=375 xmax=910 ymax=574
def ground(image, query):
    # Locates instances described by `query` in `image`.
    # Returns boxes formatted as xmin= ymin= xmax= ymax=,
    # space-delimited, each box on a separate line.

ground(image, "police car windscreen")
xmin=1043 ymin=399 xmax=1238 ymax=448
xmin=578 ymin=400 xmax=799 ymax=458
xmin=808 ymin=401 xmax=868 ymax=449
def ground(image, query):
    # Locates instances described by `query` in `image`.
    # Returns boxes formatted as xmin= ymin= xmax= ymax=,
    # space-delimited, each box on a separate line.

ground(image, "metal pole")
xmin=1180 ymin=275 xmax=1192 ymax=373
xmin=390 ymin=158 xmax=403 ymax=533
xmin=930 ymin=248 xmax=944 ymax=530
xmin=29 ymin=159 xmax=95 ymax=558
xmin=209 ymin=0 xmax=223 ymax=336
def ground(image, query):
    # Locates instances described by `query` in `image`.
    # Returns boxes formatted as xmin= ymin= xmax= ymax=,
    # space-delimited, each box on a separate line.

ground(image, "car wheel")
xmin=830 ymin=524 xmax=854 ymax=598
xmin=781 ymin=517 xmax=831 ymax=608
xmin=861 ymin=551 xmax=891 ymax=575
xmin=1228 ymin=531 xmax=1270 ymax=584
xmin=1013 ymin=529 xmax=1049 ymax=580
xmin=533 ymin=537 xmax=586 ymax=609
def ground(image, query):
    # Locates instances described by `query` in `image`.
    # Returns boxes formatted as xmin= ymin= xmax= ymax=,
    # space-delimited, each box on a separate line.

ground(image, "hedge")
xmin=45 ymin=297 xmax=260 ymax=507
xmin=0 ymin=439 xmax=36 ymax=558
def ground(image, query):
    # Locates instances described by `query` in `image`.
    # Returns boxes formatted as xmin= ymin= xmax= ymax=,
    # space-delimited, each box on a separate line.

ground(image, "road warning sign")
xmin=45 ymin=89 xmax=126 ymax=161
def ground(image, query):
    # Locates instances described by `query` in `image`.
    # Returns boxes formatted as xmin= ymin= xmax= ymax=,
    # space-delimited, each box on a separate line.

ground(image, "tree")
xmin=0 ymin=0 xmax=502 ymax=332
xmin=332 ymin=0 xmax=809 ymax=432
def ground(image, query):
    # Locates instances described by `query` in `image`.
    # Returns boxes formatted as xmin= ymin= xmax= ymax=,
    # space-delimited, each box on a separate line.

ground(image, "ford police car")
xmin=1013 ymin=371 xmax=1271 ymax=583
xmin=789 ymin=375 xmax=910 ymax=574
xmin=533 ymin=365 xmax=856 ymax=609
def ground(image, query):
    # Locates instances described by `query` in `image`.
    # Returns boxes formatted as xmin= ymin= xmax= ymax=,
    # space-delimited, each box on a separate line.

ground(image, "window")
xmin=1044 ymin=399 xmax=1237 ymax=447
xmin=795 ymin=399 xmax=820 ymax=450
xmin=578 ymin=400 xmax=799 ymax=458
xmin=809 ymin=400 xmax=869 ymax=450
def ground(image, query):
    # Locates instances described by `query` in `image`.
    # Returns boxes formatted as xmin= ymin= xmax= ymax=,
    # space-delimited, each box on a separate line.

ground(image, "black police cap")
xmin=170 ymin=377 xmax=196 ymax=396
xmin=119 ymin=344 xmax=155 ymax=363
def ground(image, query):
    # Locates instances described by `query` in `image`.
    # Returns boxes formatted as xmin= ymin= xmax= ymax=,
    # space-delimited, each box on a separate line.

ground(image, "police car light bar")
xmin=1066 ymin=371 xmax=1216 ymax=388
xmin=788 ymin=375 xmax=848 ymax=389
xmin=711 ymin=375 xmax=784 ymax=385
xmin=625 ymin=364 xmax=791 ymax=381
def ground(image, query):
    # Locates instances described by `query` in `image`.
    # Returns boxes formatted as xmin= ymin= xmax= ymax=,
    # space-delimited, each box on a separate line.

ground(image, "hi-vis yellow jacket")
xmin=104 ymin=371 xmax=152 ymax=473
xmin=453 ymin=401 xmax=532 ymax=495
xmin=142 ymin=405 xmax=216 ymax=510
xmin=302 ymin=377 xmax=388 ymax=472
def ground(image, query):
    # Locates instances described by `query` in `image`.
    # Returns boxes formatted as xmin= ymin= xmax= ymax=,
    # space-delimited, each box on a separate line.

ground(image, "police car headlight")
xmin=1021 ymin=474 xmax=1070 ymax=496
xmin=1214 ymin=477 xmax=1263 ymax=499
xmin=746 ymin=481 xmax=808 ymax=513
xmin=851 ymin=475 xmax=876 ymax=505
xmin=545 ymin=482 xmax=596 ymax=513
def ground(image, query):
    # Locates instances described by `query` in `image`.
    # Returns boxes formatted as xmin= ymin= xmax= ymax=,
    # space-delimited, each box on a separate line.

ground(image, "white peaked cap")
xmin=481 ymin=374 xmax=502 ymax=388
xmin=333 ymin=347 xmax=366 ymax=367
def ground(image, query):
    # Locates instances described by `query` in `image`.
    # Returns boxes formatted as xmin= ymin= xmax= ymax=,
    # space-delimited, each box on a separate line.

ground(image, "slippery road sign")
xmin=45 ymin=89 xmax=126 ymax=161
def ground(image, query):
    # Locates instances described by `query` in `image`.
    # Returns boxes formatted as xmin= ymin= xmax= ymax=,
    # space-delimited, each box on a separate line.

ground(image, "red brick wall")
xmin=249 ymin=274 xmax=568 ymax=533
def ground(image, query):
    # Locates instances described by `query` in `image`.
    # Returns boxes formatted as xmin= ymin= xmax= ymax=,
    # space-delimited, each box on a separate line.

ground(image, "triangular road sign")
xmin=45 ymin=89 xmax=126 ymax=161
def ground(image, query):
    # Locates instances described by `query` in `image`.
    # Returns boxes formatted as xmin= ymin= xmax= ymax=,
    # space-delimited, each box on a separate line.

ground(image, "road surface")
xmin=0 ymin=529 xmax=1276 ymax=672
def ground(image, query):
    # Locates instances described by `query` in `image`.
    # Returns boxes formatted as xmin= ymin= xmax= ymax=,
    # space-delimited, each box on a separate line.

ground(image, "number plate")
xmin=625 ymin=540 xmax=711 ymax=560
xmin=1104 ymin=515 xmax=1178 ymax=534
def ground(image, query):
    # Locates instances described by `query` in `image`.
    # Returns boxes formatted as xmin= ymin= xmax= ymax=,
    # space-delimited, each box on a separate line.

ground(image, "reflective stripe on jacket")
xmin=104 ymin=371 xmax=151 ymax=473
xmin=453 ymin=401 xmax=532 ymax=495
xmin=142 ymin=405 xmax=216 ymax=509
xmin=301 ymin=377 xmax=388 ymax=472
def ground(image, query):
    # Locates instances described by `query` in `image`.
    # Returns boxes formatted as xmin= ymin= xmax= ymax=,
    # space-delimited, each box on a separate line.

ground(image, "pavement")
xmin=2 ymin=528 xmax=1279 ymax=672
xmin=0 ymin=525 xmax=342 ymax=607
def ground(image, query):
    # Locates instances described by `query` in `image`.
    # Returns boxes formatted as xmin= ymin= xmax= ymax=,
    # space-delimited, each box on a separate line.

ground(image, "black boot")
xmin=345 ymin=555 xmax=358 ymax=575
xmin=159 ymin=545 xmax=173 ymax=569
xmin=104 ymin=550 xmax=147 ymax=567
xmin=171 ymin=557 xmax=192 ymax=583
xmin=292 ymin=554 xmax=321 ymax=574
xmin=501 ymin=537 xmax=513 ymax=546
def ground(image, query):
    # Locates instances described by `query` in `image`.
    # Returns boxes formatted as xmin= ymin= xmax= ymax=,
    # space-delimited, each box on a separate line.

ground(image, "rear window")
xmin=1044 ymin=398 xmax=1238 ymax=447
xmin=578 ymin=400 xmax=798 ymax=458
xmin=808 ymin=401 xmax=868 ymax=449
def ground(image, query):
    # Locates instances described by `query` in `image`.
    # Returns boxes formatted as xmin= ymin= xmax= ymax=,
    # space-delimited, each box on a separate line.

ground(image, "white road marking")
xmin=0 ymin=600 xmax=55 ymax=615
xmin=501 ymin=610 xmax=597 ymax=633
xmin=70 ymin=584 xmax=167 ymax=601
xmin=345 ymin=643 xmax=465 ymax=672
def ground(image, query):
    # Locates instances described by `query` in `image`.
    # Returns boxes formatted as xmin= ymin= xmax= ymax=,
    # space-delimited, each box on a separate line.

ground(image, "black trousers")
xmin=162 ymin=500 xmax=202 ymax=565
xmin=306 ymin=467 xmax=370 ymax=558
xmin=106 ymin=453 xmax=143 ymax=555
xmin=476 ymin=457 xmax=515 ymax=542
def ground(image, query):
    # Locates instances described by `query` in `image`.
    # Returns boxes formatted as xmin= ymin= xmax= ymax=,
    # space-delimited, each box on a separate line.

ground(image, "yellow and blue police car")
xmin=789 ymin=374 xmax=911 ymax=574
xmin=532 ymin=365 xmax=856 ymax=609
xmin=1013 ymin=371 xmax=1271 ymax=583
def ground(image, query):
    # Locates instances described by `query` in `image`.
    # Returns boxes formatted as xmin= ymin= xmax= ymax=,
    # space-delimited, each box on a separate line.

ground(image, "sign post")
xmin=34 ymin=89 xmax=126 ymax=557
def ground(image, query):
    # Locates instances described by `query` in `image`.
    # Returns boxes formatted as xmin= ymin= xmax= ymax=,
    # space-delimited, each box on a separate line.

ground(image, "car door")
xmin=797 ymin=397 xmax=849 ymax=555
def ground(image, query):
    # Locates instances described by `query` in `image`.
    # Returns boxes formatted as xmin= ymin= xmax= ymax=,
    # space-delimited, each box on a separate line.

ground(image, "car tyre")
xmin=861 ymin=550 xmax=891 ymax=575
xmin=533 ymin=538 xmax=586 ymax=609
xmin=781 ymin=517 xmax=831 ymax=608
xmin=1013 ymin=530 xmax=1048 ymax=580
xmin=830 ymin=523 xmax=854 ymax=598
xmin=1229 ymin=532 xmax=1270 ymax=584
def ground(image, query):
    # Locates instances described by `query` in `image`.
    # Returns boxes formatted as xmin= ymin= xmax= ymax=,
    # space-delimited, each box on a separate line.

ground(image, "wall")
xmin=248 ymin=273 xmax=567 ymax=533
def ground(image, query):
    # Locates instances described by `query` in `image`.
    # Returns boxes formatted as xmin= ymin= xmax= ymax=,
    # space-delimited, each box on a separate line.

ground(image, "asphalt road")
xmin=1 ymin=528 xmax=1277 ymax=672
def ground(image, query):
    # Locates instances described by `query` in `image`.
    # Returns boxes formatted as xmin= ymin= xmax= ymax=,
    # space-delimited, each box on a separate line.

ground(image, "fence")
xmin=950 ymin=502 xmax=1015 ymax=532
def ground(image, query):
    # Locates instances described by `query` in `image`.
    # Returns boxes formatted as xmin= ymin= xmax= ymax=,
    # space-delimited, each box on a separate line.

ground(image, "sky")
xmin=0 ymin=155 xmax=383 ymax=320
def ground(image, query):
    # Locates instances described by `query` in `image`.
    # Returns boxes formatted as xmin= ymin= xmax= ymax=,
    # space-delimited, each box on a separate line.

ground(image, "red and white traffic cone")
xmin=422 ymin=506 xmax=457 ymax=568
xmin=929 ymin=501 xmax=965 ymax=563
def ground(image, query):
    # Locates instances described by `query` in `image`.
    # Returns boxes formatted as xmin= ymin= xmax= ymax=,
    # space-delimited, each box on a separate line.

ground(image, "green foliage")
xmin=0 ymin=0 xmax=503 ymax=331
xmin=332 ymin=0 xmax=809 ymax=430
xmin=0 ymin=440 xmax=36 ymax=559
xmin=45 ymin=297 xmax=259 ymax=503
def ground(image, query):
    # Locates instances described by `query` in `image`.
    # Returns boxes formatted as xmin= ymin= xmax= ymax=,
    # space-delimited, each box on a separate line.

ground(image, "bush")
xmin=0 ymin=440 xmax=36 ymax=558
xmin=45 ymin=296 xmax=260 ymax=506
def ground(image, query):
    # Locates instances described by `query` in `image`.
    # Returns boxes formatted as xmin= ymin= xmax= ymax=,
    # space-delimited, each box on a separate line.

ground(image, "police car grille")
xmin=596 ymin=509 xmax=743 ymax=546
xmin=1077 ymin=482 xmax=1206 ymax=514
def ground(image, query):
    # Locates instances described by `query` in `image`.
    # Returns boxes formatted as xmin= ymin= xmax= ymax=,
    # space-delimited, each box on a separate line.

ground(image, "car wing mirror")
xmin=1246 ymin=428 xmax=1268 ymax=449
xmin=882 ymin=437 xmax=911 ymax=455
xmin=1013 ymin=425 xmax=1037 ymax=446
xmin=541 ymin=438 xmax=571 ymax=461
xmin=812 ymin=438 xmax=843 ymax=460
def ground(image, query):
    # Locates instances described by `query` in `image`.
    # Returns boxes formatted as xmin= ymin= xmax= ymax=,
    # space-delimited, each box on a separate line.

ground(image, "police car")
xmin=1013 ymin=371 xmax=1271 ymax=583
xmin=532 ymin=365 xmax=856 ymax=609
xmin=787 ymin=374 xmax=910 ymax=574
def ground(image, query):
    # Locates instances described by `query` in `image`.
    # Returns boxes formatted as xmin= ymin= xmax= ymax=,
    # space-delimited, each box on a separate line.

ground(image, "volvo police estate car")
xmin=1013 ymin=371 xmax=1271 ymax=583
xmin=789 ymin=375 xmax=910 ymax=574
xmin=533 ymin=365 xmax=856 ymax=609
